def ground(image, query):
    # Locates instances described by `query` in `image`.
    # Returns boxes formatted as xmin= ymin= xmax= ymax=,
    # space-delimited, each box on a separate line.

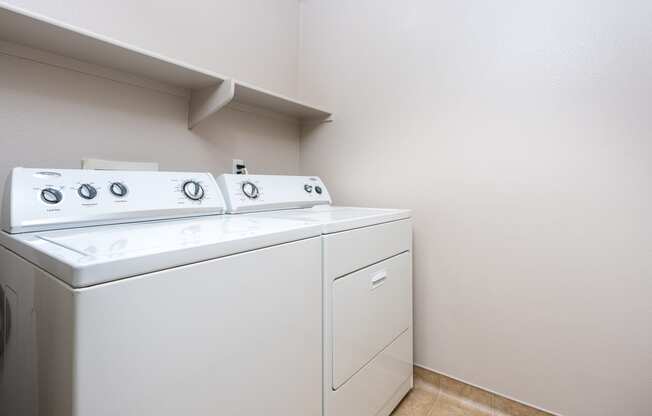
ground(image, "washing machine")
xmin=0 ymin=168 xmax=324 ymax=416
xmin=217 ymin=174 xmax=414 ymax=416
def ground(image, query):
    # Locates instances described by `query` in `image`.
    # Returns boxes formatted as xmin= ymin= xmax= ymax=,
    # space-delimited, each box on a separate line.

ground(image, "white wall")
xmin=0 ymin=0 xmax=301 ymax=198
xmin=299 ymin=1 xmax=652 ymax=415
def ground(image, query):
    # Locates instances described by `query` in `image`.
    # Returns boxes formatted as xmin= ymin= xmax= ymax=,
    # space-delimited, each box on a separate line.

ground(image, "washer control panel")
xmin=217 ymin=174 xmax=331 ymax=213
xmin=1 ymin=168 xmax=225 ymax=233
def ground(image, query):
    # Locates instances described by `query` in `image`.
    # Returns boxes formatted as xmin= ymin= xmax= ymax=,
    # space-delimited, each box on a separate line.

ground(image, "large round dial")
xmin=109 ymin=182 xmax=128 ymax=197
xmin=182 ymin=181 xmax=205 ymax=201
xmin=78 ymin=184 xmax=98 ymax=200
xmin=241 ymin=181 xmax=259 ymax=199
xmin=41 ymin=188 xmax=63 ymax=204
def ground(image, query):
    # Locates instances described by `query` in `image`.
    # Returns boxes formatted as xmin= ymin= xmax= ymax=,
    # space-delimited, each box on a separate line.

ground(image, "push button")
xmin=304 ymin=184 xmax=313 ymax=193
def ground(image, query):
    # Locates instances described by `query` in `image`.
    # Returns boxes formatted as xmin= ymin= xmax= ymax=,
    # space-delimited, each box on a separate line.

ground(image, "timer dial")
xmin=183 ymin=181 xmax=205 ymax=201
xmin=109 ymin=182 xmax=128 ymax=197
xmin=241 ymin=181 xmax=259 ymax=199
xmin=78 ymin=184 xmax=98 ymax=200
xmin=41 ymin=188 xmax=63 ymax=204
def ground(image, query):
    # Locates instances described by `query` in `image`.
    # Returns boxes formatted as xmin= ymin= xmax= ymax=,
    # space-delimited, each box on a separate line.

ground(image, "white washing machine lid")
xmin=246 ymin=206 xmax=411 ymax=234
xmin=0 ymin=215 xmax=321 ymax=288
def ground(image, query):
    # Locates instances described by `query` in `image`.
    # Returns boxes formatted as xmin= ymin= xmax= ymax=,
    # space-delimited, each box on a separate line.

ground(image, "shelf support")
xmin=188 ymin=79 xmax=235 ymax=129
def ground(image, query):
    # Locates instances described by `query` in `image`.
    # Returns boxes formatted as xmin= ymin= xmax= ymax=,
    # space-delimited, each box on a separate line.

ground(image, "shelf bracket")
xmin=188 ymin=79 xmax=235 ymax=129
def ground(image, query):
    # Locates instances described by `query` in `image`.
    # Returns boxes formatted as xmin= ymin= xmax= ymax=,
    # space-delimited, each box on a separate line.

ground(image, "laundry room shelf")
xmin=188 ymin=79 xmax=332 ymax=128
xmin=0 ymin=2 xmax=331 ymax=129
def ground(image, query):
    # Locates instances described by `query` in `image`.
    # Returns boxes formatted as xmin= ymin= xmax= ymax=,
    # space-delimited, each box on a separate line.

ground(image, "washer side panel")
xmin=0 ymin=245 xmax=76 ymax=416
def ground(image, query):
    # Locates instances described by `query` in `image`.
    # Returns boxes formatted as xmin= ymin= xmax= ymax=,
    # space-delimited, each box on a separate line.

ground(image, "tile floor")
xmin=390 ymin=368 xmax=552 ymax=416
xmin=390 ymin=385 xmax=490 ymax=416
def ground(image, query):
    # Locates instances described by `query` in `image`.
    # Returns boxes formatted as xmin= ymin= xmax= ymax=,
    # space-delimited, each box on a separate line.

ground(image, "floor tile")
xmin=392 ymin=388 xmax=439 ymax=416
xmin=415 ymin=375 xmax=441 ymax=394
xmin=428 ymin=395 xmax=492 ymax=416
xmin=439 ymin=374 xmax=492 ymax=411
xmin=414 ymin=366 xmax=442 ymax=391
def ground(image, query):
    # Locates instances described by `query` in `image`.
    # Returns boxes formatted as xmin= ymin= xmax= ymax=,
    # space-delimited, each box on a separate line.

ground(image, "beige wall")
xmin=299 ymin=1 xmax=652 ymax=415
xmin=6 ymin=0 xmax=300 ymax=96
xmin=0 ymin=0 xmax=301 ymax=198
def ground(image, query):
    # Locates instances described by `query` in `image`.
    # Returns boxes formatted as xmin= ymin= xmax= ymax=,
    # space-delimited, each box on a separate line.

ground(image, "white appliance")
xmin=0 ymin=168 xmax=324 ymax=416
xmin=217 ymin=174 xmax=413 ymax=416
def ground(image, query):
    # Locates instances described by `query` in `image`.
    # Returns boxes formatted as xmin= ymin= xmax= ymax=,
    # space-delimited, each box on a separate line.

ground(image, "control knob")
xmin=78 ymin=184 xmax=98 ymax=200
xmin=109 ymin=182 xmax=128 ymax=197
xmin=241 ymin=181 xmax=259 ymax=199
xmin=183 ymin=181 xmax=205 ymax=201
xmin=41 ymin=188 xmax=63 ymax=204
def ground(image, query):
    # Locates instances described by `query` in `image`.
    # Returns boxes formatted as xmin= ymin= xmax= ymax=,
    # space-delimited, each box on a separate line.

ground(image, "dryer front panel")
xmin=331 ymin=251 xmax=412 ymax=390
xmin=323 ymin=219 xmax=412 ymax=281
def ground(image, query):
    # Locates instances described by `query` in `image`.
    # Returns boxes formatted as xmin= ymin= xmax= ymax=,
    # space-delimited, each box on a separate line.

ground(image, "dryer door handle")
xmin=371 ymin=270 xmax=387 ymax=289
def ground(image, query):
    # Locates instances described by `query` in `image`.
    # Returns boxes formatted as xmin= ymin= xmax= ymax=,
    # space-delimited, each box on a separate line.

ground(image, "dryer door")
xmin=331 ymin=251 xmax=412 ymax=389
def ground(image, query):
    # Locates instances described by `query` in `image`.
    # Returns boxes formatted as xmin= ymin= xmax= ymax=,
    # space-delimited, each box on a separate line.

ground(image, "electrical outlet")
xmin=232 ymin=159 xmax=247 ymax=175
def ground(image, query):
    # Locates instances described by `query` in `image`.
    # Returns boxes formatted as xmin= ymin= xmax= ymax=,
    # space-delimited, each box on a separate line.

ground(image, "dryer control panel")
xmin=217 ymin=174 xmax=332 ymax=213
xmin=1 ymin=168 xmax=225 ymax=233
